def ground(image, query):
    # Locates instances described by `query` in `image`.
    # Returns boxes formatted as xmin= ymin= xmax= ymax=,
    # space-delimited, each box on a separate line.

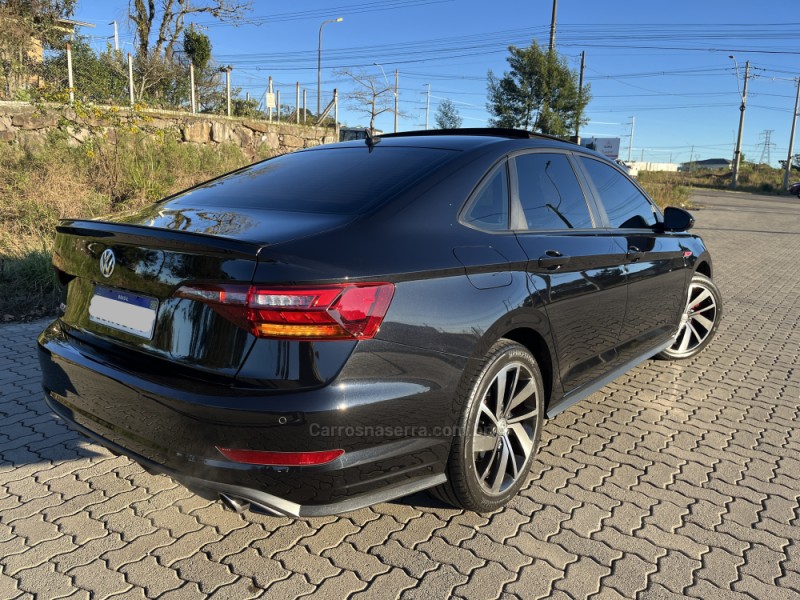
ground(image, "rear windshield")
xmin=166 ymin=146 xmax=459 ymax=215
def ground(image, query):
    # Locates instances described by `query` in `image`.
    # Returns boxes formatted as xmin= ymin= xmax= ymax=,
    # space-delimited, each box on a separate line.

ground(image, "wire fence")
xmin=1 ymin=37 xmax=337 ymax=125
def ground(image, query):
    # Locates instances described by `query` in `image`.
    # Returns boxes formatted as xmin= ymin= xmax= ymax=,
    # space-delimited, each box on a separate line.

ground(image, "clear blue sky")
xmin=71 ymin=1 xmax=799 ymax=166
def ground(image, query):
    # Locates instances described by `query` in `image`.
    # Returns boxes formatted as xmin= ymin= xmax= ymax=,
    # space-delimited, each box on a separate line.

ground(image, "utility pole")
xmin=575 ymin=50 xmax=585 ymax=141
xmin=627 ymin=115 xmax=635 ymax=162
xmin=732 ymin=59 xmax=750 ymax=189
xmin=425 ymin=83 xmax=430 ymax=129
xmin=110 ymin=21 xmax=119 ymax=51
xmin=784 ymin=78 xmax=800 ymax=189
xmin=549 ymin=0 xmax=558 ymax=52
xmin=303 ymin=89 xmax=308 ymax=124
xmin=394 ymin=69 xmax=399 ymax=133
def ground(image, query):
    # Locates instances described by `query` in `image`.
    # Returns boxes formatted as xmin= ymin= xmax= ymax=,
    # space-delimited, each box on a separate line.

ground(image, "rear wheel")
xmin=658 ymin=272 xmax=721 ymax=360
xmin=432 ymin=339 xmax=544 ymax=512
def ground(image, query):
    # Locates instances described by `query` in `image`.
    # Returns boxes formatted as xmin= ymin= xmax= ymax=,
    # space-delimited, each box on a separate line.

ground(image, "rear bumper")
xmin=38 ymin=320 xmax=466 ymax=516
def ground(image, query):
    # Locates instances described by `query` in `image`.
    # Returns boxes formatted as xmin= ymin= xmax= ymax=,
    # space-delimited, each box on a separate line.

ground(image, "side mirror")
xmin=663 ymin=206 xmax=695 ymax=232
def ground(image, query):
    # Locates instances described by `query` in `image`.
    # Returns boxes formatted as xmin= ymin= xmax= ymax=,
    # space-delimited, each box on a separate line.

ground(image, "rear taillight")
xmin=174 ymin=282 xmax=394 ymax=340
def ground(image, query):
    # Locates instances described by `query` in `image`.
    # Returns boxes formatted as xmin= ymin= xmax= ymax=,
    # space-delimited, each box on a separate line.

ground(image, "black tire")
xmin=657 ymin=272 xmax=722 ymax=360
xmin=431 ymin=339 xmax=544 ymax=512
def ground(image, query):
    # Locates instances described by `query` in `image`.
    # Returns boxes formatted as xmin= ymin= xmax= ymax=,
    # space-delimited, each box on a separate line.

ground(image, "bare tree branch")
xmin=129 ymin=0 xmax=251 ymax=58
xmin=336 ymin=68 xmax=397 ymax=132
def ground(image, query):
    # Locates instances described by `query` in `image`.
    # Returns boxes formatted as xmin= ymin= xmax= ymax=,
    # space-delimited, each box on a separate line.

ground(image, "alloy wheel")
xmin=669 ymin=280 xmax=718 ymax=358
xmin=471 ymin=361 xmax=539 ymax=495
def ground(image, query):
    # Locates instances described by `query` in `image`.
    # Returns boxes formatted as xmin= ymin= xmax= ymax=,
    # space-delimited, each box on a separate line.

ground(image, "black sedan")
xmin=38 ymin=129 xmax=721 ymax=516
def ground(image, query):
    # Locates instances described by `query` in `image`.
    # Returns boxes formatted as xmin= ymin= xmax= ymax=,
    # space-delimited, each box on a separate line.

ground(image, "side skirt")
xmin=546 ymin=338 xmax=673 ymax=418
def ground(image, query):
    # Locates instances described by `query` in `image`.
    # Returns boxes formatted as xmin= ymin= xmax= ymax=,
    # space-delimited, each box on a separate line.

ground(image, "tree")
xmin=183 ymin=26 xmax=211 ymax=69
xmin=0 ymin=0 xmax=77 ymax=98
xmin=335 ymin=68 xmax=395 ymax=131
xmin=129 ymin=0 xmax=252 ymax=60
xmin=41 ymin=37 xmax=128 ymax=103
xmin=434 ymin=98 xmax=462 ymax=129
xmin=486 ymin=40 xmax=590 ymax=137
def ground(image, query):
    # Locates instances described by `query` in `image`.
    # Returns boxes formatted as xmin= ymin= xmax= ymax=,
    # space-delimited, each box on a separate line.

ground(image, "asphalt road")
xmin=0 ymin=188 xmax=798 ymax=599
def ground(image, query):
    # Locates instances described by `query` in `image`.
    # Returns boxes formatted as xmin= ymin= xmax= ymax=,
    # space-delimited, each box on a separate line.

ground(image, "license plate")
xmin=89 ymin=286 xmax=159 ymax=339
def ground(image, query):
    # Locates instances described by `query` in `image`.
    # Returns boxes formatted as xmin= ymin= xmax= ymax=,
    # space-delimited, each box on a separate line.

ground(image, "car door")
xmin=577 ymin=156 xmax=687 ymax=364
xmin=511 ymin=151 xmax=629 ymax=395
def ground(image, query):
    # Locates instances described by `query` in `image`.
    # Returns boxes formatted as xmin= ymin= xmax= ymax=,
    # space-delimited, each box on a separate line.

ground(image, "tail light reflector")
xmin=216 ymin=447 xmax=344 ymax=466
xmin=174 ymin=282 xmax=394 ymax=340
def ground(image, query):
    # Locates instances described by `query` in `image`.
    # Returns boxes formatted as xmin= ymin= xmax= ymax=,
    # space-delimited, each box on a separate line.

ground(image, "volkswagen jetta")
xmin=38 ymin=129 xmax=721 ymax=516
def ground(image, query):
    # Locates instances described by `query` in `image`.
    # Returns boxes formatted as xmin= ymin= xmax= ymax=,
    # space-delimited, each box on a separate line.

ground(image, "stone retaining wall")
xmin=0 ymin=101 xmax=336 ymax=157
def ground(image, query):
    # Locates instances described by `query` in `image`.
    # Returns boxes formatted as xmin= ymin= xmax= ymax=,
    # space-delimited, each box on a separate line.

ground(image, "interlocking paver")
xmin=222 ymin=549 xmax=288 ymax=590
xmin=322 ymin=541 xmax=392 ymax=581
xmin=505 ymin=558 xmax=563 ymax=599
xmin=119 ymin=556 xmax=184 ymax=597
xmin=350 ymin=568 xmax=417 ymax=600
xmin=14 ymin=562 xmax=75 ymax=599
xmin=172 ymin=554 xmax=238 ymax=594
xmin=69 ymin=561 xmax=131 ymax=598
xmin=2 ymin=190 xmax=800 ymax=598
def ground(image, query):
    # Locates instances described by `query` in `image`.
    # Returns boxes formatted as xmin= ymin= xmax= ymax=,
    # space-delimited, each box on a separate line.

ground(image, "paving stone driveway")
xmin=1 ymin=189 xmax=799 ymax=599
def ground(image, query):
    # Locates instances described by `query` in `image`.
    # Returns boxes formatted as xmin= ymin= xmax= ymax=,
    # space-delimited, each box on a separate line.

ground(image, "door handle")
xmin=627 ymin=246 xmax=644 ymax=262
xmin=538 ymin=250 xmax=571 ymax=270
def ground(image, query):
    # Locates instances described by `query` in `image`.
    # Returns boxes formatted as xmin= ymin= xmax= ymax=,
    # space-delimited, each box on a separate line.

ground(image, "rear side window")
xmin=167 ymin=147 xmax=458 ymax=215
xmin=462 ymin=164 xmax=509 ymax=231
xmin=579 ymin=157 xmax=657 ymax=228
xmin=514 ymin=153 xmax=594 ymax=230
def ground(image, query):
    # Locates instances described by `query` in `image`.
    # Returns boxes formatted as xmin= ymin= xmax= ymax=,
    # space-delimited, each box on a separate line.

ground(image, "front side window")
xmin=514 ymin=153 xmax=594 ymax=230
xmin=462 ymin=164 xmax=509 ymax=231
xmin=580 ymin=157 xmax=658 ymax=229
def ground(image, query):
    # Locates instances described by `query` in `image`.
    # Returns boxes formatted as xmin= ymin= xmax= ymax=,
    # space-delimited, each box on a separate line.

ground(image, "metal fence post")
xmin=225 ymin=66 xmax=232 ymax=117
xmin=66 ymin=42 xmax=74 ymax=104
xmin=189 ymin=62 xmax=196 ymax=114
xmin=334 ymin=88 xmax=339 ymax=141
xmin=127 ymin=53 xmax=134 ymax=107
xmin=268 ymin=77 xmax=273 ymax=123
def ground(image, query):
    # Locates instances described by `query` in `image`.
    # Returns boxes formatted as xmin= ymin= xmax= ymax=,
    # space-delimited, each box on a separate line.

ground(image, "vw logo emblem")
xmin=99 ymin=248 xmax=116 ymax=278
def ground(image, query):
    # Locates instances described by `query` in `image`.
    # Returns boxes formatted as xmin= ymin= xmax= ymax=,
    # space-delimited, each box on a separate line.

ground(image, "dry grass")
xmin=638 ymin=163 xmax=793 ymax=203
xmin=0 ymin=129 xmax=256 ymax=319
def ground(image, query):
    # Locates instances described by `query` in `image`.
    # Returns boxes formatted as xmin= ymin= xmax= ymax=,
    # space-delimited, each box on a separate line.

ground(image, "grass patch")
xmin=638 ymin=163 xmax=795 ymax=205
xmin=637 ymin=171 xmax=692 ymax=210
xmin=0 ymin=129 xmax=258 ymax=320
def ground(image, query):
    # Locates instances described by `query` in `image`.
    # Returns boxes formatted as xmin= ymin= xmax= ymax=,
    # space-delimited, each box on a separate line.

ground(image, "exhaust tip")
xmin=219 ymin=493 xmax=250 ymax=514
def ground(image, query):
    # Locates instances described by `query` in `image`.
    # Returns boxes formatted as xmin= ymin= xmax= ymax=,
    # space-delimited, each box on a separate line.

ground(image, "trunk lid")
xmin=52 ymin=205 xmax=351 ymax=377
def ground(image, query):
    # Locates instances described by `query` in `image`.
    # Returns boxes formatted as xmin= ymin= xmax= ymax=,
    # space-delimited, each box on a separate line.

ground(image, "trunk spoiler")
xmin=56 ymin=219 xmax=265 ymax=259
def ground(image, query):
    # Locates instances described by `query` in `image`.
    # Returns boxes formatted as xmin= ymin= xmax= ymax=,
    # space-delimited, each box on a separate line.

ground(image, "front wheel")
xmin=432 ymin=339 xmax=544 ymax=512
xmin=658 ymin=272 xmax=722 ymax=360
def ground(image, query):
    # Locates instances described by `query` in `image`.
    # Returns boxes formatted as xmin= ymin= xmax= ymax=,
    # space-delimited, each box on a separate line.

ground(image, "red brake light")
xmin=215 ymin=447 xmax=344 ymax=466
xmin=174 ymin=282 xmax=394 ymax=340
